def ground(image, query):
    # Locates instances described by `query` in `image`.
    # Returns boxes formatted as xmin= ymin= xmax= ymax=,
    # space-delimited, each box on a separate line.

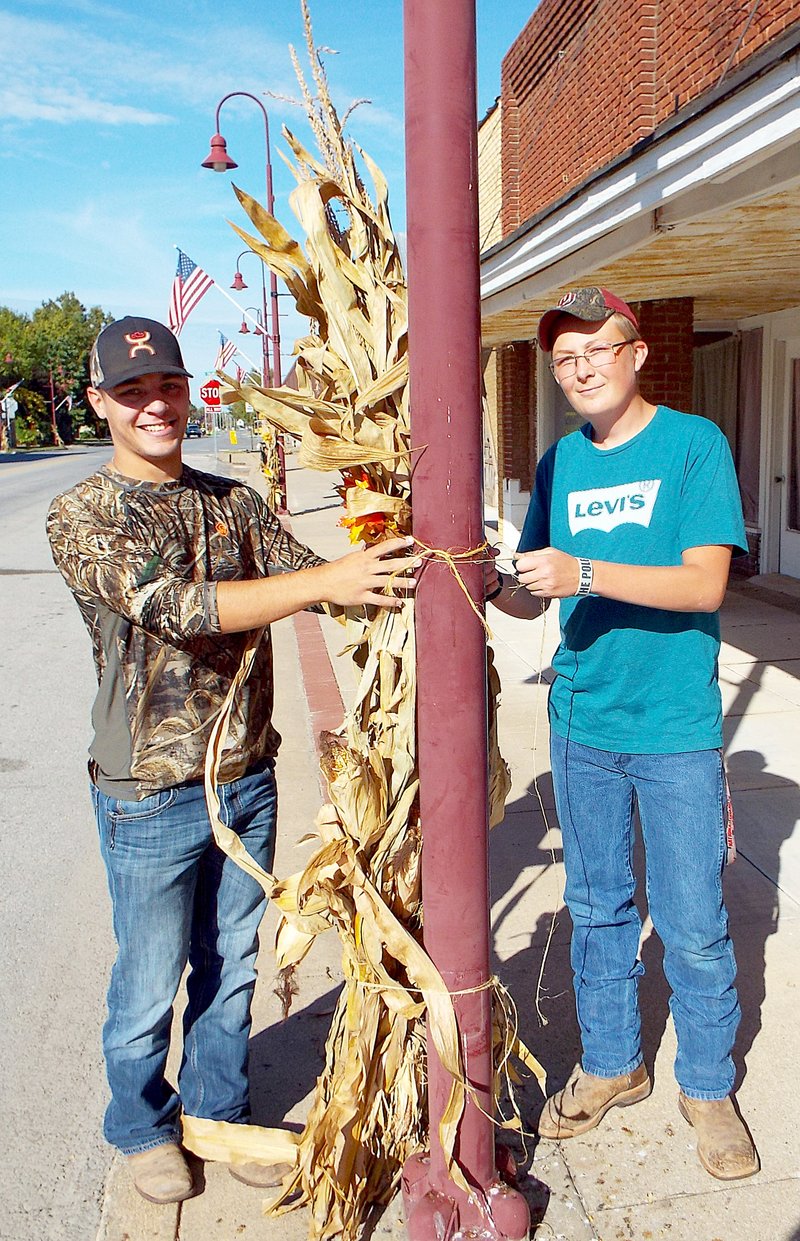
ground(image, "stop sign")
xmin=200 ymin=379 xmax=221 ymax=407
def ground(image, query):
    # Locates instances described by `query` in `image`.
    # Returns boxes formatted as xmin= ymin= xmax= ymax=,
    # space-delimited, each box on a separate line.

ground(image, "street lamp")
xmin=239 ymin=307 xmax=269 ymax=384
xmin=202 ymin=92 xmax=287 ymax=510
xmin=230 ymin=249 xmax=259 ymax=292
xmin=231 ymin=247 xmax=272 ymax=381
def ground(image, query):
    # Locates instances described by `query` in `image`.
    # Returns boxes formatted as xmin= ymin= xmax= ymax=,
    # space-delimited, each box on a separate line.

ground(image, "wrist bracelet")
xmin=575 ymin=558 xmax=593 ymax=596
xmin=485 ymin=577 xmax=505 ymax=603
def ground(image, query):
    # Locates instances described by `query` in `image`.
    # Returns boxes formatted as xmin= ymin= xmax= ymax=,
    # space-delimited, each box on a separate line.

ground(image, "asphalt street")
xmin=0 ymin=440 xmax=218 ymax=1241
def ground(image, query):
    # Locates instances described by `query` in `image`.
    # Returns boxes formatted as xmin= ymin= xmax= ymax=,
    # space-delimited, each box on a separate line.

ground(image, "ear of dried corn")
xmin=191 ymin=5 xmax=541 ymax=1237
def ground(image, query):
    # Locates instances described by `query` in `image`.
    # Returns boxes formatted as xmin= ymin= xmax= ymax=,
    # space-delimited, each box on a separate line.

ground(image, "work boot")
xmin=678 ymin=1092 xmax=760 ymax=1180
xmin=125 ymin=1142 xmax=194 ymax=1204
xmin=538 ymin=1062 xmax=651 ymax=1139
xmin=228 ymin=1160 xmax=294 ymax=1188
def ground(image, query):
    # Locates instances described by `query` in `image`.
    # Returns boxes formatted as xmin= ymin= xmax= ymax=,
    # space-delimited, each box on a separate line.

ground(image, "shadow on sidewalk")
xmin=489 ymin=777 xmax=577 ymax=1132
xmin=724 ymin=747 xmax=800 ymax=1088
xmin=0 ymin=448 xmax=76 ymax=463
xmin=247 ymin=983 xmax=343 ymax=1129
xmin=487 ymin=747 xmax=795 ymax=1133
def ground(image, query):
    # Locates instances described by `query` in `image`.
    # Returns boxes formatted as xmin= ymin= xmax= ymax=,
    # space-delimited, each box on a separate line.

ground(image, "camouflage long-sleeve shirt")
xmin=47 ymin=463 xmax=326 ymax=799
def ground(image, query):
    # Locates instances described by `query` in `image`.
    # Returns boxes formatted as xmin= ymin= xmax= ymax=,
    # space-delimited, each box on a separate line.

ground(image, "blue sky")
xmin=1 ymin=0 xmax=534 ymax=399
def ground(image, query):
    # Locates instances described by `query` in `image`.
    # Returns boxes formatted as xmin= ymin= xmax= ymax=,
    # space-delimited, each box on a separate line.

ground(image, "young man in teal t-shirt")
xmin=486 ymin=287 xmax=758 ymax=1181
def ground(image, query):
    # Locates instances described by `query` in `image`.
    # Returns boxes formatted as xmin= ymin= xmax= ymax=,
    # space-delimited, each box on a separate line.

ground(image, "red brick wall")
xmin=632 ymin=297 xmax=695 ymax=412
xmin=499 ymin=343 xmax=536 ymax=489
xmin=501 ymin=0 xmax=800 ymax=230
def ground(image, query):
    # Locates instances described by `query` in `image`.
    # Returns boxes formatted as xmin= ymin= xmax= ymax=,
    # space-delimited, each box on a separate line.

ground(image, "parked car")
xmin=185 ymin=421 xmax=203 ymax=438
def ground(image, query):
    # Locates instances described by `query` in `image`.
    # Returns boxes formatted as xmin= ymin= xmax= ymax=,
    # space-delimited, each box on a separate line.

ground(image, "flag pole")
xmin=172 ymin=245 xmax=265 ymax=336
xmin=220 ymin=343 xmax=260 ymax=372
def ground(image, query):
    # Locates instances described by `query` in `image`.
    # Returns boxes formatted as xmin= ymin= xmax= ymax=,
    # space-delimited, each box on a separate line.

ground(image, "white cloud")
xmin=344 ymin=102 xmax=404 ymax=141
xmin=0 ymin=8 xmax=302 ymax=132
xmin=0 ymin=85 xmax=170 ymax=126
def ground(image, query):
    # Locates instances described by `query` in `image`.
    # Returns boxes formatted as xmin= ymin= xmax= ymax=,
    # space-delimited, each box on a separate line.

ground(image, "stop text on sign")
xmin=200 ymin=380 xmax=221 ymax=407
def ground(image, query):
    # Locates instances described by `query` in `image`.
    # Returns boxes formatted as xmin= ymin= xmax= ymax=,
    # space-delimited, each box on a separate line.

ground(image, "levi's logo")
xmin=568 ymin=480 xmax=661 ymax=534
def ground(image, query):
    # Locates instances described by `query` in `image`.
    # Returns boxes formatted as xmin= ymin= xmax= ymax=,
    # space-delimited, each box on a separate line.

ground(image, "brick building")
xmin=479 ymin=1 xmax=800 ymax=579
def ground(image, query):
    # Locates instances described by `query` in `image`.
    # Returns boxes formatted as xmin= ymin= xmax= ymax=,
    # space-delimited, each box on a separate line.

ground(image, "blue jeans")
xmin=90 ymin=760 xmax=277 ymax=1154
xmin=550 ymin=734 xmax=739 ymax=1100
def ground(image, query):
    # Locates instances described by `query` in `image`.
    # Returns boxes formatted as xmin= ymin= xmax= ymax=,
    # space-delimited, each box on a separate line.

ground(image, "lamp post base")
xmin=401 ymin=1152 xmax=530 ymax=1241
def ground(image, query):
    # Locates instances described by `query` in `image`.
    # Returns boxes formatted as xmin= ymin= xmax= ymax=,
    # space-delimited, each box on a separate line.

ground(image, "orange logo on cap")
xmin=125 ymin=330 xmax=156 ymax=359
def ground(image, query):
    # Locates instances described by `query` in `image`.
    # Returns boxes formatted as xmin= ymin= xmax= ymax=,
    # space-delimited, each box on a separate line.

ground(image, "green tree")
xmin=12 ymin=388 xmax=48 ymax=448
xmin=0 ymin=294 xmax=113 ymax=446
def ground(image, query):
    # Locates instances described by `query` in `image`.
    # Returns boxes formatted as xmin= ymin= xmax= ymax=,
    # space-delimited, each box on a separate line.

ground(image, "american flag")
xmin=214 ymin=333 xmax=237 ymax=371
xmin=168 ymin=250 xmax=214 ymax=336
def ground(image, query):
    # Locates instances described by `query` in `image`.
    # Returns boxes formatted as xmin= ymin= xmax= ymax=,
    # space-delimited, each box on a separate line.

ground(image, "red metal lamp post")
xmin=230 ymin=250 xmax=251 ymax=294
xmin=231 ymin=249 xmax=271 ymax=380
xmin=239 ymin=306 xmax=270 ymax=386
xmin=401 ymin=2 xmax=530 ymax=1239
xmin=202 ymin=92 xmax=287 ymax=512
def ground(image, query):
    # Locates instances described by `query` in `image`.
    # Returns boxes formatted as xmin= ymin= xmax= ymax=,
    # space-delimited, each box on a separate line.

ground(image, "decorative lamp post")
xmin=202 ymin=93 xmax=286 ymax=511
xmin=231 ymin=249 xmax=271 ymax=380
xmin=401 ymin=2 xmax=530 ymax=1239
xmin=240 ymin=307 xmax=269 ymax=385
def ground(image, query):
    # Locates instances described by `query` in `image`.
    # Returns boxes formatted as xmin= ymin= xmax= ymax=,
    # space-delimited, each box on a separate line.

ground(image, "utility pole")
xmin=48 ymin=366 xmax=61 ymax=446
xmin=401 ymin=2 xmax=529 ymax=1238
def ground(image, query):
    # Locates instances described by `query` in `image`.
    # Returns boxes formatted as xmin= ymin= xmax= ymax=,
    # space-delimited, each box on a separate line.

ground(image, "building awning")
xmin=480 ymin=27 xmax=800 ymax=345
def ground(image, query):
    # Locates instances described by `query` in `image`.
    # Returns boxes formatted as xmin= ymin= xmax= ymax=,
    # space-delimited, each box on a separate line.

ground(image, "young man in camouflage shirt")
xmin=47 ymin=317 xmax=415 ymax=1204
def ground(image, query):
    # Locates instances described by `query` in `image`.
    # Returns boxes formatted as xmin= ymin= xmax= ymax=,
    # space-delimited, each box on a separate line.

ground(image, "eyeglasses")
xmin=549 ymin=339 xmax=634 ymax=378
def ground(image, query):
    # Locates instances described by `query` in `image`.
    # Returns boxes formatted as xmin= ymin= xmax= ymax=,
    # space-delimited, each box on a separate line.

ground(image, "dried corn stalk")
xmin=256 ymin=420 xmax=285 ymax=512
xmin=196 ymin=6 xmax=540 ymax=1238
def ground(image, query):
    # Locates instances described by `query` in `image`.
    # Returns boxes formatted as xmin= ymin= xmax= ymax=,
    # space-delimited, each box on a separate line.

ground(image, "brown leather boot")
xmin=537 ymin=1062 xmax=651 ymax=1139
xmin=125 ymin=1142 xmax=194 ymax=1203
xmin=678 ymin=1093 xmax=760 ymax=1180
xmin=228 ymin=1160 xmax=294 ymax=1188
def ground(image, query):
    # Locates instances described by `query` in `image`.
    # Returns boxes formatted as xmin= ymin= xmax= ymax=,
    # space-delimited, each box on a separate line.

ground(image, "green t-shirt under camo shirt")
xmin=47 ymin=463 xmax=325 ymax=799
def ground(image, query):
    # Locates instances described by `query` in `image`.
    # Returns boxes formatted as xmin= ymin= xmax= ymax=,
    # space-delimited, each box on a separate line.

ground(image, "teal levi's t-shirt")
xmin=518 ymin=406 xmax=747 ymax=754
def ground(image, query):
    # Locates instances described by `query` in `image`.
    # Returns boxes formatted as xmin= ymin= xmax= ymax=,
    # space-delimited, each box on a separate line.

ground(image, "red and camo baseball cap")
xmin=89 ymin=317 xmax=192 ymax=390
xmin=537 ymin=287 xmax=640 ymax=351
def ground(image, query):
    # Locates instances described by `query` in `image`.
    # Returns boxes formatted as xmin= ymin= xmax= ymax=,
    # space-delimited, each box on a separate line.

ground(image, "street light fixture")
xmin=239 ymin=306 xmax=269 ymax=386
xmin=203 ymin=92 xmax=286 ymax=510
xmin=231 ymin=250 xmax=271 ymax=383
xmin=201 ymin=133 xmax=237 ymax=172
xmin=230 ymin=248 xmax=261 ymax=292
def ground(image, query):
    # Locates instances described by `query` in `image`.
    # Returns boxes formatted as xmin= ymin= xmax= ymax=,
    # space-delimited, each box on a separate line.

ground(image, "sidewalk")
xmin=99 ymin=451 xmax=800 ymax=1241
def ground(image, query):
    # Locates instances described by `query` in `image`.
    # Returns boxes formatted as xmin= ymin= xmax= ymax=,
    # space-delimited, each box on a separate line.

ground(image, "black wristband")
xmin=485 ymin=578 xmax=505 ymax=603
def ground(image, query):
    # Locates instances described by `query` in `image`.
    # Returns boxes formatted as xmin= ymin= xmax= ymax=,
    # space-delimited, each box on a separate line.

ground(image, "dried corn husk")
xmin=194 ymin=5 xmax=535 ymax=1238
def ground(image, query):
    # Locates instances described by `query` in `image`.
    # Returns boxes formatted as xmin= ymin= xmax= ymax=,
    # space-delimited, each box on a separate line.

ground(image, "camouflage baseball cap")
xmin=537 ymin=287 xmax=639 ymax=351
xmin=89 ymin=316 xmax=192 ymax=390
